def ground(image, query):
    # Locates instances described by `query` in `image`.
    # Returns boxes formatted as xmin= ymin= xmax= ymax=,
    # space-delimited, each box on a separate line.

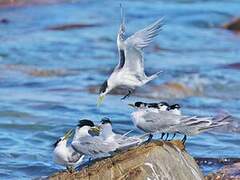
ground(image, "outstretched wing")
xmin=123 ymin=18 xmax=164 ymax=73
xmin=125 ymin=18 xmax=164 ymax=50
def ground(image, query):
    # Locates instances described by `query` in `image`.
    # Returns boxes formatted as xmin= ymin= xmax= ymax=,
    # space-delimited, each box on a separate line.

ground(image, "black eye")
xmin=99 ymin=80 xmax=108 ymax=93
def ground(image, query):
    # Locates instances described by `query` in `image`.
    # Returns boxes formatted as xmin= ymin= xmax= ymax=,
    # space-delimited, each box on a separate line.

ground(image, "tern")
xmin=71 ymin=119 xmax=117 ymax=159
xmin=53 ymin=129 xmax=84 ymax=172
xmin=167 ymin=104 xmax=181 ymax=139
xmin=128 ymin=103 xmax=230 ymax=144
xmin=98 ymin=6 xmax=163 ymax=106
xmin=99 ymin=117 xmax=146 ymax=148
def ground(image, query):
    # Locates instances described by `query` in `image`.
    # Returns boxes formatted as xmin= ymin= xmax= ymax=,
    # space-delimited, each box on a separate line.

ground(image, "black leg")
xmin=66 ymin=166 xmax=74 ymax=173
xmin=182 ymin=135 xmax=187 ymax=144
xmin=160 ymin=133 xmax=165 ymax=139
xmin=146 ymin=134 xmax=153 ymax=143
xmin=171 ymin=133 xmax=176 ymax=140
xmin=164 ymin=133 xmax=169 ymax=141
xmin=121 ymin=90 xmax=132 ymax=100
xmin=88 ymin=157 xmax=92 ymax=164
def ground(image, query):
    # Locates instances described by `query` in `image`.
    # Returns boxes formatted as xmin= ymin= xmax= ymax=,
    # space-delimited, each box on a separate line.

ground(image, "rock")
xmin=49 ymin=140 xmax=204 ymax=180
xmin=46 ymin=23 xmax=102 ymax=31
xmin=223 ymin=18 xmax=240 ymax=32
xmin=205 ymin=162 xmax=240 ymax=180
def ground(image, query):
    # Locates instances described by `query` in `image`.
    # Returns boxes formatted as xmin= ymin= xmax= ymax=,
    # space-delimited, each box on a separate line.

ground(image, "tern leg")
xmin=66 ymin=166 xmax=74 ymax=173
xmin=171 ymin=133 xmax=176 ymax=140
xmin=182 ymin=135 xmax=187 ymax=144
xmin=121 ymin=90 xmax=132 ymax=100
xmin=164 ymin=133 xmax=169 ymax=141
xmin=146 ymin=134 xmax=153 ymax=143
xmin=160 ymin=133 xmax=165 ymax=139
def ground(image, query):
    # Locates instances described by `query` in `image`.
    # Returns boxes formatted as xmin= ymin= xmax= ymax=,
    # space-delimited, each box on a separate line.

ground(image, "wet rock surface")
xmin=49 ymin=140 xmax=204 ymax=180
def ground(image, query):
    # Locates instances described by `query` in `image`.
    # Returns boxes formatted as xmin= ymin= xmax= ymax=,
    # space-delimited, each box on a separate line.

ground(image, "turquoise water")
xmin=0 ymin=1 xmax=240 ymax=179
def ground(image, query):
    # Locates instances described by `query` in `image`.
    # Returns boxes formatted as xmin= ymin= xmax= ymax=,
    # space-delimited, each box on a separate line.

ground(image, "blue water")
xmin=0 ymin=1 xmax=240 ymax=179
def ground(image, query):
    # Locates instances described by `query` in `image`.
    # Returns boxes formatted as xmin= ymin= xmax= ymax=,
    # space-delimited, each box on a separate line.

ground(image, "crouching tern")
xmin=129 ymin=102 xmax=230 ymax=143
xmin=99 ymin=117 xmax=147 ymax=148
xmin=53 ymin=129 xmax=84 ymax=172
xmin=71 ymin=119 xmax=118 ymax=159
xmin=98 ymin=5 xmax=163 ymax=106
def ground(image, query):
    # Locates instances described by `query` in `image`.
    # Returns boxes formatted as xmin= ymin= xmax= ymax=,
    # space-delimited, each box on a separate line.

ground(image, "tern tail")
xmin=146 ymin=71 xmax=162 ymax=83
xmin=198 ymin=114 xmax=231 ymax=132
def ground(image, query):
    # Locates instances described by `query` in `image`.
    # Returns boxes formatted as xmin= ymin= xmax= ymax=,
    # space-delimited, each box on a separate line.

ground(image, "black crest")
xmin=147 ymin=103 xmax=159 ymax=108
xmin=170 ymin=104 xmax=181 ymax=109
xmin=159 ymin=102 xmax=169 ymax=107
xmin=101 ymin=117 xmax=112 ymax=125
xmin=135 ymin=101 xmax=145 ymax=107
xmin=99 ymin=80 xmax=108 ymax=94
xmin=78 ymin=119 xmax=94 ymax=128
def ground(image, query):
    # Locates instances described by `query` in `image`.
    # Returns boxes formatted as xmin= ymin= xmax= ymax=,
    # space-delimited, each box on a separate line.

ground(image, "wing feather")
xmin=125 ymin=18 xmax=164 ymax=49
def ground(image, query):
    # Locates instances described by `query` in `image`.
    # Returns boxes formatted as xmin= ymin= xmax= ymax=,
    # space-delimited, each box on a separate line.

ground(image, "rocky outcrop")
xmin=205 ymin=162 xmax=240 ymax=180
xmin=49 ymin=140 xmax=204 ymax=180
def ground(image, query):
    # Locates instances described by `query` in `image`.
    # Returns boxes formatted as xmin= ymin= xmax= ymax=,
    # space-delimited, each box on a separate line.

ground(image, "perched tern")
xmin=98 ymin=6 xmax=163 ymax=106
xmin=71 ymin=119 xmax=117 ymax=159
xmin=99 ymin=117 xmax=146 ymax=148
xmin=53 ymin=129 xmax=84 ymax=172
xmin=129 ymin=101 xmax=170 ymax=140
xmin=129 ymin=103 xmax=230 ymax=144
xmin=168 ymin=104 xmax=181 ymax=139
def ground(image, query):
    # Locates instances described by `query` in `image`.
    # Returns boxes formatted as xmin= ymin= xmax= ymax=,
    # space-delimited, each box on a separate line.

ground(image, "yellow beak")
xmin=89 ymin=126 xmax=100 ymax=135
xmin=97 ymin=95 xmax=105 ymax=107
xmin=63 ymin=129 xmax=73 ymax=140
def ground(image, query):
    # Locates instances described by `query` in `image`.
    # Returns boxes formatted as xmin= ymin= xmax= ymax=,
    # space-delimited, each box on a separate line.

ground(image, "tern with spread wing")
xmin=98 ymin=6 xmax=163 ymax=105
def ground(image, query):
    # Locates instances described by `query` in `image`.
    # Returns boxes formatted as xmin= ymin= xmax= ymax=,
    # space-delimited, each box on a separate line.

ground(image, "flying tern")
xmin=98 ymin=6 xmax=163 ymax=106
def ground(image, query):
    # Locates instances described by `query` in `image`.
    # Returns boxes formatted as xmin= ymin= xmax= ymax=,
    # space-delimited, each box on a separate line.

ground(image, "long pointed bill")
xmin=63 ymin=129 xmax=73 ymax=140
xmin=89 ymin=126 xmax=100 ymax=136
xmin=97 ymin=95 xmax=105 ymax=107
xmin=128 ymin=104 xmax=135 ymax=108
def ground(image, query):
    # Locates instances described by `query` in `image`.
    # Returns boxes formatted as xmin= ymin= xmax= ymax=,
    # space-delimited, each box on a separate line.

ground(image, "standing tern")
xmin=98 ymin=6 xmax=163 ymax=106
xmin=71 ymin=119 xmax=117 ymax=159
xmin=128 ymin=103 xmax=230 ymax=144
xmin=53 ymin=129 xmax=84 ymax=172
xmin=168 ymin=104 xmax=181 ymax=139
